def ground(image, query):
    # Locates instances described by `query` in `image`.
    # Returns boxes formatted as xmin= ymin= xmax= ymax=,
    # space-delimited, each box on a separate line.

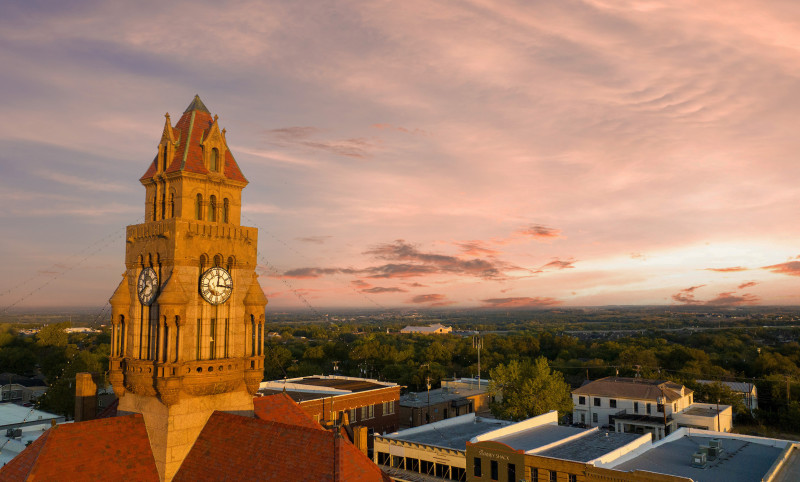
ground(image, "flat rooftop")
xmin=492 ymin=424 xmax=585 ymax=452
xmin=613 ymin=433 xmax=785 ymax=482
xmin=536 ymin=430 xmax=643 ymax=462
xmin=0 ymin=404 xmax=61 ymax=428
xmin=382 ymin=416 xmax=511 ymax=451
xmin=400 ymin=387 xmax=485 ymax=408
xmin=682 ymin=406 xmax=724 ymax=417
xmin=259 ymin=375 xmax=397 ymax=402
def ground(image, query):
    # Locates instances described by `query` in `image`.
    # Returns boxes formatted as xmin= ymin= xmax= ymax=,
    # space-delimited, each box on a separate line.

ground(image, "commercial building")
xmin=258 ymin=375 xmax=401 ymax=433
xmin=572 ymin=377 xmax=732 ymax=440
xmin=400 ymin=385 xmax=491 ymax=428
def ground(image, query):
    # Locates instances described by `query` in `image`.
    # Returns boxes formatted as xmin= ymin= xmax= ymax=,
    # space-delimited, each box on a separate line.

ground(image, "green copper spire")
xmin=183 ymin=94 xmax=210 ymax=114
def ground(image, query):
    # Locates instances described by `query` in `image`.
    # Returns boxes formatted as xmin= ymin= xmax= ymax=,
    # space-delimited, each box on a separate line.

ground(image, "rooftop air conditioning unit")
xmin=691 ymin=452 xmax=707 ymax=468
xmin=709 ymin=438 xmax=723 ymax=449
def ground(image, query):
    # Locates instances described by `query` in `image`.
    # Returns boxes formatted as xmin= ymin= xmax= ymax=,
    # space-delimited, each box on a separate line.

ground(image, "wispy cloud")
xmin=738 ymin=281 xmax=758 ymax=289
xmin=362 ymin=286 xmax=407 ymax=294
xmin=705 ymin=266 xmax=749 ymax=272
xmin=265 ymin=126 xmax=379 ymax=159
xmin=671 ymin=285 xmax=706 ymax=304
xmin=408 ymin=293 xmax=453 ymax=306
xmin=541 ymin=258 xmax=576 ymax=270
xmin=296 ymin=235 xmax=332 ymax=244
xmin=515 ymin=224 xmax=562 ymax=240
xmin=36 ymin=170 xmax=131 ymax=193
xmin=762 ymin=261 xmax=800 ymax=277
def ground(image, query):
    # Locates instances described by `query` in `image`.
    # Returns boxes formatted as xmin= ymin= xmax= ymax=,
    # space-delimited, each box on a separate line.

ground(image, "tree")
xmin=488 ymin=357 xmax=573 ymax=421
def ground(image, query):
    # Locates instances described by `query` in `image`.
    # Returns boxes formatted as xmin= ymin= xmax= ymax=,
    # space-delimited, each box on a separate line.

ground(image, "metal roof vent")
xmin=691 ymin=452 xmax=707 ymax=468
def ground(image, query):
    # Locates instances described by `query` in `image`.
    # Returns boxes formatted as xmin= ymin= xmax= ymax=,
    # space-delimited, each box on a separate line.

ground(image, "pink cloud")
xmin=516 ymin=224 xmax=562 ymax=240
xmin=541 ymin=258 xmax=576 ymax=270
xmin=671 ymin=285 xmax=706 ymax=304
xmin=705 ymin=292 xmax=760 ymax=306
xmin=705 ymin=266 xmax=749 ymax=272
xmin=738 ymin=281 xmax=758 ymax=289
xmin=762 ymin=261 xmax=800 ymax=277
xmin=362 ymin=286 xmax=407 ymax=294
xmin=407 ymin=293 xmax=454 ymax=306
xmin=456 ymin=241 xmax=501 ymax=256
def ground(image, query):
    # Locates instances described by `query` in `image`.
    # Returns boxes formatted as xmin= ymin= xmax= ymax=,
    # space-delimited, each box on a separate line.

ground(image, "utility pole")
xmin=420 ymin=363 xmax=431 ymax=424
xmin=473 ymin=335 xmax=483 ymax=390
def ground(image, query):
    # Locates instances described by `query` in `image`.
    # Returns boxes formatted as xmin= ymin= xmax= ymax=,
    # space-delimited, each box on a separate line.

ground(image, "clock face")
xmin=137 ymin=267 xmax=159 ymax=306
xmin=200 ymin=267 xmax=233 ymax=305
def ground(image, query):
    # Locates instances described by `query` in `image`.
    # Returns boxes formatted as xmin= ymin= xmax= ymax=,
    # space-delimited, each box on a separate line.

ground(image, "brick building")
xmin=258 ymin=375 xmax=401 ymax=434
xmin=400 ymin=385 xmax=491 ymax=428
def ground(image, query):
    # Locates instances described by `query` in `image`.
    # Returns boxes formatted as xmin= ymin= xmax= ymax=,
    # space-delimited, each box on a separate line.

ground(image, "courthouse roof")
xmin=174 ymin=411 xmax=391 ymax=481
xmin=0 ymin=414 xmax=158 ymax=481
xmin=254 ymin=391 xmax=324 ymax=430
xmin=140 ymin=95 xmax=247 ymax=183
xmin=573 ymin=377 xmax=690 ymax=402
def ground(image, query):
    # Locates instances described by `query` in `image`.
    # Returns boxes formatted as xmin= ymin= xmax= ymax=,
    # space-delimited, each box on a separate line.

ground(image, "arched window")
xmin=210 ymin=148 xmax=219 ymax=172
xmin=208 ymin=195 xmax=217 ymax=222
xmin=161 ymin=146 xmax=168 ymax=171
xmin=213 ymin=254 xmax=222 ymax=267
xmin=151 ymin=194 xmax=157 ymax=222
xmin=169 ymin=193 xmax=175 ymax=218
xmin=160 ymin=190 xmax=166 ymax=220
xmin=195 ymin=194 xmax=203 ymax=220
xmin=223 ymin=198 xmax=229 ymax=223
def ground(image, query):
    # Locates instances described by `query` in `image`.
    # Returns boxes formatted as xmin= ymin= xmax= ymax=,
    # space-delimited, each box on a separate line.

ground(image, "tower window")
xmin=161 ymin=146 xmax=168 ymax=171
xmin=208 ymin=195 xmax=217 ymax=222
xmin=195 ymin=194 xmax=203 ymax=220
xmin=210 ymin=148 xmax=219 ymax=172
xmin=160 ymin=191 xmax=166 ymax=220
xmin=223 ymin=198 xmax=229 ymax=223
xmin=169 ymin=193 xmax=175 ymax=218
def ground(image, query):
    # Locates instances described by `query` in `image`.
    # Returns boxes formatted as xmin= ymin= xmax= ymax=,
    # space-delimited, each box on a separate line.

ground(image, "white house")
xmin=572 ymin=377 xmax=731 ymax=440
xmin=696 ymin=379 xmax=758 ymax=413
xmin=400 ymin=323 xmax=452 ymax=334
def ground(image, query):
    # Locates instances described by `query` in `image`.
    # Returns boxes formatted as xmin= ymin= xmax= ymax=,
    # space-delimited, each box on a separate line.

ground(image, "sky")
xmin=1 ymin=0 xmax=800 ymax=312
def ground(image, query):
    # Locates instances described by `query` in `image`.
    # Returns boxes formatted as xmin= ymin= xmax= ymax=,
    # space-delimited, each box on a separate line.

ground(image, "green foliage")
xmin=36 ymin=322 xmax=70 ymax=347
xmin=488 ymin=357 xmax=573 ymax=421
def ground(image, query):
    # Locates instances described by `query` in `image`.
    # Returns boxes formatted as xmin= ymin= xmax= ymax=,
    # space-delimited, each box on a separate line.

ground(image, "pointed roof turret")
xmin=184 ymin=94 xmax=210 ymax=114
xmin=140 ymin=96 xmax=247 ymax=184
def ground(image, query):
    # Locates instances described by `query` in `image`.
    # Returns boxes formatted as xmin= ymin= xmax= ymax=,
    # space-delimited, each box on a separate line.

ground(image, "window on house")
xmin=195 ymin=194 xmax=203 ymax=220
xmin=579 ymin=396 xmax=585 ymax=405
xmin=550 ymin=471 xmax=557 ymax=482
xmin=580 ymin=413 xmax=585 ymax=423
xmin=473 ymin=458 xmax=482 ymax=477
xmin=610 ymin=399 xmax=617 ymax=408
xmin=592 ymin=413 xmax=598 ymax=423
xmin=594 ymin=397 xmax=601 ymax=407
xmin=569 ymin=474 xmax=577 ymax=482
xmin=350 ymin=408 xmax=357 ymax=422
xmin=383 ymin=401 xmax=395 ymax=415
xmin=674 ymin=403 xmax=677 ymax=412
xmin=210 ymin=148 xmax=219 ymax=172
xmin=508 ymin=463 xmax=516 ymax=482
xmin=634 ymin=402 xmax=639 ymax=413
xmin=647 ymin=403 xmax=652 ymax=415
xmin=490 ymin=460 xmax=498 ymax=480
xmin=208 ymin=195 xmax=217 ymax=222
xmin=531 ymin=467 xmax=538 ymax=482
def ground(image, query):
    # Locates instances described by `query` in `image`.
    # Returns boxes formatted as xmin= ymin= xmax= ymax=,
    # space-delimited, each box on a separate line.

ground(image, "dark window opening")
xmin=508 ymin=463 xmax=516 ymax=482
xmin=490 ymin=460 xmax=498 ymax=480
xmin=594 ymin=397 xmax=601 ymax=407
xmin=210 ymin=147 xmax=219 ymax=172
xmin=473 ymin=458 xmax=481 ymax=477
xmin=195 ymin=194 xmax=203 ymax=220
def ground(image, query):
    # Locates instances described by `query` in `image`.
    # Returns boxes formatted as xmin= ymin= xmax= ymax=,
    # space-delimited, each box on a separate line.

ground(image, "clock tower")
xmin=108 ymin=96 xmax=267 ymax=481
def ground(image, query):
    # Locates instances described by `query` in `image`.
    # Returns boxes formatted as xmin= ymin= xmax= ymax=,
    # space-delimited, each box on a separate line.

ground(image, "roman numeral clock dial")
xmin=137 ymin=267 xmax=159 ymax=306
xmin=200 ymin=267 xmax=233 ymax=305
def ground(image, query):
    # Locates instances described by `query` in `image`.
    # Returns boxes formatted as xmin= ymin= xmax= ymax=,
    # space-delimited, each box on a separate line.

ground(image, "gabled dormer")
xmin=157 ymin=113 xmax=179 ymax=174
xmin=201 ymin=115 xmax=228 ymax=176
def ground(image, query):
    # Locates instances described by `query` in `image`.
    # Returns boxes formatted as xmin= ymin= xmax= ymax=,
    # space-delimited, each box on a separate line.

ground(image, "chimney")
xmin=74 ymin=373 xmax=97 ymax=422
xmin=353 ymin=425 xmax=369 ymax=455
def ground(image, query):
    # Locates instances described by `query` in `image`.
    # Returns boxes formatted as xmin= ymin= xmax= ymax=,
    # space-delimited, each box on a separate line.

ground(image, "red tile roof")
xmin=140 ymin=96 xmax=247 ymax=183
xmin=0 ymin=414 xmax=158 ymax=482
xmin=254 ymin=391 xmax=324 ymax=430
xmin=174 ymin=411 xmax=391 ymax=482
